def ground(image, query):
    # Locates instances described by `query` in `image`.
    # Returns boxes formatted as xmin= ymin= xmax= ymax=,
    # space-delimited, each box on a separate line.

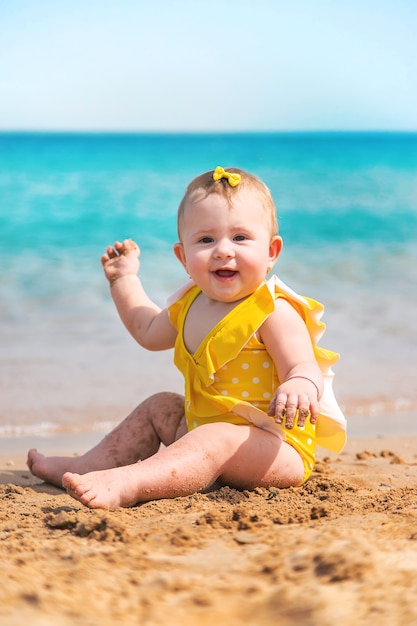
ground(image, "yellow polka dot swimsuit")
xmin=168 ymin=276 xmax=346 ymax=484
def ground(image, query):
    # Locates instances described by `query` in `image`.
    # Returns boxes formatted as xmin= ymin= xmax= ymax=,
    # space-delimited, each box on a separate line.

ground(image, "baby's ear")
xmin=269 ymin=235 xmax=283 ymax=266
xmin=173 ymin=242 xmax=187 ymax=271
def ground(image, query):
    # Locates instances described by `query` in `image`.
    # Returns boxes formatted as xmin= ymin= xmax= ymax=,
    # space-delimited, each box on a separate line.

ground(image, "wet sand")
xmin=1 ymin=417 xmax=417 ymax=626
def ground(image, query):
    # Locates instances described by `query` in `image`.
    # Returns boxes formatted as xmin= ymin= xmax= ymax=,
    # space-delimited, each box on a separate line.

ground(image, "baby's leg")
xmin=27 ymin=392 xmax=186 ymax=487
xmin=62 ymin=422 xmax=305 ymax=509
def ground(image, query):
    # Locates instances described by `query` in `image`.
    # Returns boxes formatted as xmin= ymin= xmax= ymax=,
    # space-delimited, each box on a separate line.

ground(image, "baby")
xmin=28 ymin=166 xmax=346 ymax=509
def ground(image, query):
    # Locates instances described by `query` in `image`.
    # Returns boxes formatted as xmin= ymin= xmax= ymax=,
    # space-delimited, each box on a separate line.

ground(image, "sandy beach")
xmin=1 ymin=416 xmax=417 ymax=626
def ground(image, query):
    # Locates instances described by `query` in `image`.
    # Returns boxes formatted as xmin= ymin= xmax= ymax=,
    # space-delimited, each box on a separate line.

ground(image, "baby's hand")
xmin=267 ymin=377 xmax=320 ymax=429
xmin=101 ymin=239 xmax=140 ymax=284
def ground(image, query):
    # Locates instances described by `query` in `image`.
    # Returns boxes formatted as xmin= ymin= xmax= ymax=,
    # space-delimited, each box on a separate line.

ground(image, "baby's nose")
xmin=213 ymin=239 xmax=235 ymax=258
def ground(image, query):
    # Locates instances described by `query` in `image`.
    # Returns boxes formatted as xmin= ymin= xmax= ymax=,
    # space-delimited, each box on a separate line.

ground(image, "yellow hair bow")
xmin=213 ymin=166 xmax=241 ymax=187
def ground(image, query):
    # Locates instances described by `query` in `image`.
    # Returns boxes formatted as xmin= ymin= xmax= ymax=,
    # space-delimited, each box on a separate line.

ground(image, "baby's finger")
xmin=101 ymin=246 xmax=117 ymax=266
xmin=274 ymin=396 xmax=287 ymax=424
xmin=113 ymin=240 xmax=124 ymax=253
xmin=267 ymin=396 xmax=276 ymax=417
xmin=298 ymin=408 xmax=310 ymax=428
xmin=117 ymin=239 xmax=139 ymax=255
xmin=105 ymin=244 xmax=120 ymax=257
xmin=309 ymin=400 xmax=320 ymax=425
xmin=285 ymin=395 xmax=298 ymax=429
xmin=297 ymin=396 xmax=311 ymax=427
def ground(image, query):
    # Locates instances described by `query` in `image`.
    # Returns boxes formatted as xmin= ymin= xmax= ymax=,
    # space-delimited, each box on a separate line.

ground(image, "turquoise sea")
xmin=1 ymin=132 xmax=417 ymax=437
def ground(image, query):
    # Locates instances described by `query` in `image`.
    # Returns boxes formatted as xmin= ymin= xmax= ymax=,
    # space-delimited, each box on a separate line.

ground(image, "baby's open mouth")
xmin=215 ymin=270 xmax=237 ymax=278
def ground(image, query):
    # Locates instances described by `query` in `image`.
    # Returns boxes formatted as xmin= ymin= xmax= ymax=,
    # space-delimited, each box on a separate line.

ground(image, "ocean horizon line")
xmin=1 ymin=129 xmax=416 ymax=138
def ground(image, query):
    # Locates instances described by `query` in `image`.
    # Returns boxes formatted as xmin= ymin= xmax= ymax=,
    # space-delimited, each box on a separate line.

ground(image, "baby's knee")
xmin=148 ymin=391 xmax=184 ymax=405
xmin=143 ymin=392 xmax=185 ymax=421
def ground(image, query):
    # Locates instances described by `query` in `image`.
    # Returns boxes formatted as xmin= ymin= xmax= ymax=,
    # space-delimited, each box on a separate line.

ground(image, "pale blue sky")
xmin=1 ymin=0 xmax=416 ymax=132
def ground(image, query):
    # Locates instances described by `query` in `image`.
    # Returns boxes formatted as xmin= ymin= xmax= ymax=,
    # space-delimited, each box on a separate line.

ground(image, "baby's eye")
xmin=199 ymin=236 xmax=214 ymax=244
xmin=234 ymin=234 xmax=248 ymax=241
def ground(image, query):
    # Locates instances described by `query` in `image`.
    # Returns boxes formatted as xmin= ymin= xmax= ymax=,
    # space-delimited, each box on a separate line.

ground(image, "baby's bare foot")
xmin=26 ymin=448 xmax=91 ymax=487
xmin=27 ymin=449 xmax=82 ymax=487
xmin=62 ymin=465 xmax=141 ymax=510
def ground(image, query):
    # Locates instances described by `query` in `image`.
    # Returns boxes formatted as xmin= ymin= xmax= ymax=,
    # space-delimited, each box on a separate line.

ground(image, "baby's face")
xmin=174 ymin=188 xmax=282 ymax=303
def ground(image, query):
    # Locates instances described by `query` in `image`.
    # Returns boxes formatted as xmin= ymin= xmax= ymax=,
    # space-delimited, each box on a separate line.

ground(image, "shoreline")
xmin=1 ymin=408 xmax=415 ymax=459
xmin=2 ymin=430 xmax=417 ymax=483
xmin=1 ymin=410 xmax=416 ymax=492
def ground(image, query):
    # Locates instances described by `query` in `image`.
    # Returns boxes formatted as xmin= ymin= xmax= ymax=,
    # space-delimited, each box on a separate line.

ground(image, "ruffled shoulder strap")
xmin=268 ymin=275 xmax=340 ymax=371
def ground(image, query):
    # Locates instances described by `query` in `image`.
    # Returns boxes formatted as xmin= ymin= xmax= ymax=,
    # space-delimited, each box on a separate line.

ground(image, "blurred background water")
xmin=1 ymin=132 xmax=416 ymax=435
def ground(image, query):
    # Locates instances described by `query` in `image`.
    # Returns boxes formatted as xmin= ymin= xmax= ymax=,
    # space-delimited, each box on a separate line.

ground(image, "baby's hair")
xmin=177 ymin=167 xmax=279 ymax=238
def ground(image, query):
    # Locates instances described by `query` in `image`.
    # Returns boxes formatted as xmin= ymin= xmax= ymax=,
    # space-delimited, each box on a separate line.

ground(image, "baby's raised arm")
xmin=101 ymin=239 xmax=177 ymax=351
